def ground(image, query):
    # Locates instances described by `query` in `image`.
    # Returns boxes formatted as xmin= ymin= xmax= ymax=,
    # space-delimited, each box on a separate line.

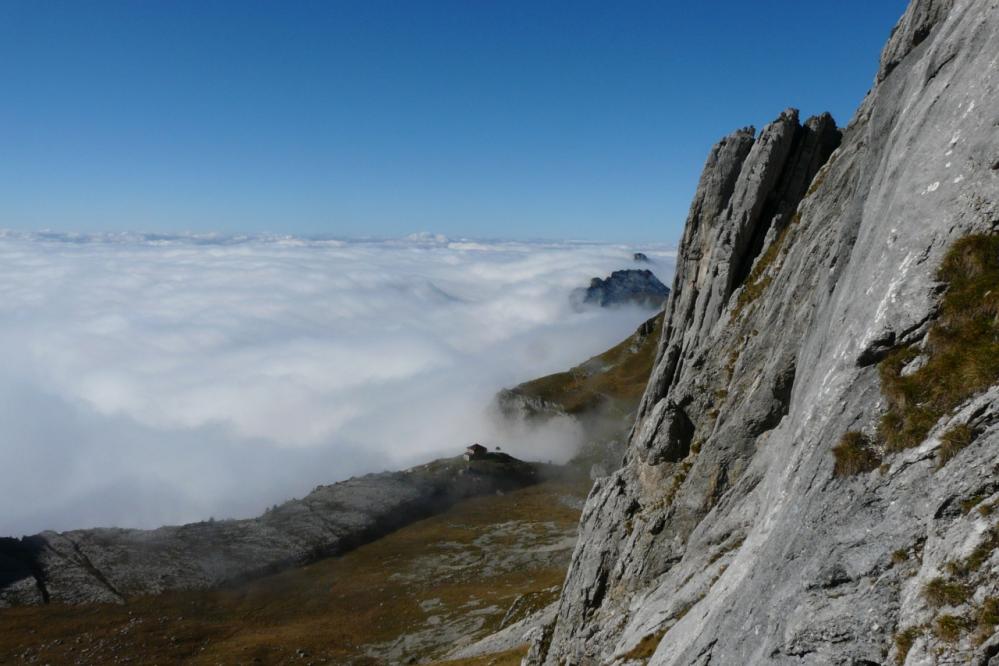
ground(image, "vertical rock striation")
xmin=530 ymin=0 xmax=999 ymax=663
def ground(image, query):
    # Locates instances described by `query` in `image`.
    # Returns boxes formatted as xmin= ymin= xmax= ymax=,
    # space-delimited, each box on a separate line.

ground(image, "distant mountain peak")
xmin=572 ymin=268 xmax=669 ymax=310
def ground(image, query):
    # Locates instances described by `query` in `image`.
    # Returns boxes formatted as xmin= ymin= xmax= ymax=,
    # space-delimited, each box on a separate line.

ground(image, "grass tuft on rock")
xmin=944 ymin=525 xmax=999 ymax=580
xmin=922 ymin=577 xmax=970 ymax=607
xmin=878 ymin=233 xmax=999 ymax=452
xmin=663 ymin=454 xmax=695 ymax=507
xmin=962 ymin=526 xmax=999 ymax=573
xmin=977 ymin=597 xmax=999 ymax=634
xmin=937 ymin=423 xmax=976 ymax=468
xmin=893 ymin=626 xmax=921 ymax=665
xmin=621 ymin=630 xmax=667 ymax=661
xmin=733 ymin=213 xmax=799 ymax=317
xmin=832 ymin=431 xmax=881 ymax=477
xmin=960 ymin=493 xmax=987 ymax=514
xmin=933 ymin=614 xmax=972 ymax=642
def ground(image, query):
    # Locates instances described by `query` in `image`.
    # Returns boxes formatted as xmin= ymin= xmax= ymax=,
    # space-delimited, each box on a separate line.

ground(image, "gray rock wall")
xmin=530 ymin=0 xmax=999 ymax=663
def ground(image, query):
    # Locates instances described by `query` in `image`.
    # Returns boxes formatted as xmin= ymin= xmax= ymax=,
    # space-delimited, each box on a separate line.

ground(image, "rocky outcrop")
xmin=529 ymin=1 xmax=999 ymax=664
xmin=0 ymin=456 xmax=548 ymax=607
xmin=573 ymin=269 xmax=670 ymax=309
xmin=444 ymin=602 xmax=558 ymax=661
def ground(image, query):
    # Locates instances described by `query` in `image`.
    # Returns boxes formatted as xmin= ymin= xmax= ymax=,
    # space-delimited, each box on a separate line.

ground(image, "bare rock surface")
xmin=444 ymin=602 xmax=558 ymax=661
xmin=0 ymin=456 xmax=548 ymax=607
xmin=527 ymin=1 xmax=999 ymax=663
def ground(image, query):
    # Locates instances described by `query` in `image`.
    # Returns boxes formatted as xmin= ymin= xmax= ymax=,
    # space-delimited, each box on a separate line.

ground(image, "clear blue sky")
xmin=0 ymin=1 xmax=907 ymax=243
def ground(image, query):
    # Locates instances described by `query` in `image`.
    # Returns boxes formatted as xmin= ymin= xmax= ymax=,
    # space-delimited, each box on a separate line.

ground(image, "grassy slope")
xmin=0 ymin=478 xmax=588 ymax=665
xmin=507 ymin=311 xmax=663 ymax=422
xmin=878 ymin=233 xmax=999 ymax=452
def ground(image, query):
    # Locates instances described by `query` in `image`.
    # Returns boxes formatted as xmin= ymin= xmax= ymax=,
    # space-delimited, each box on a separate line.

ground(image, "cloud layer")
xmin=0 ymin=231 xmax=674 ymax=535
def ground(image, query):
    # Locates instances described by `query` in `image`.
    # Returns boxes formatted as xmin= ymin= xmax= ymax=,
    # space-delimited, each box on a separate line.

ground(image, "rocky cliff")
xmin=528 ymin=1 xmax=999 ymax=664
xmin=0 ymin=455 xmax=547 ymax=607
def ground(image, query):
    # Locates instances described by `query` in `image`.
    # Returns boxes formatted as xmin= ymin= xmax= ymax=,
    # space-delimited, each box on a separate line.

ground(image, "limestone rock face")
xmin=0 ymin=456 xmax=545 ymax=607
xmin=529 ymin=1 xmax=999 ymax=663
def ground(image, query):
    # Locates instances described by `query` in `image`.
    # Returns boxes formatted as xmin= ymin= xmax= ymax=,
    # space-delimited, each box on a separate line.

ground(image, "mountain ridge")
xmin=0 ymin=455 xmax=554 ymax=608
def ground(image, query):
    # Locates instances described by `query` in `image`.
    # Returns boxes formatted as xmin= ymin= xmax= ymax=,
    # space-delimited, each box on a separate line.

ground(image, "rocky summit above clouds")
xmin=526 ymin=1 xmax=999 ymax=664
xmin=573 ymin=268 xmax=670 ymax=309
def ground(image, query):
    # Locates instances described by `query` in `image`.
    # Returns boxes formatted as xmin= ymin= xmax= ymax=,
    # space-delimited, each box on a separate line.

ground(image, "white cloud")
xmin=0 ymin=231 xmax=674 ymax=535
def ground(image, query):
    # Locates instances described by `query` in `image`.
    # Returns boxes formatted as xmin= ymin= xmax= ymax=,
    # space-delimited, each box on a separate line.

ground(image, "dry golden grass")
xmin=511 ymin=312 xmax=662 ymax=419
xmin=832 ymin=431 xmax=880 ymax=477
xmin=923 ymin=577 xmax=970 ymax=608
xmin=620 ymin=630 xmax=666 ymax=661
xmin=733 ymin=212 xmax=800 ymax=318
xmin=933 ymin=614 xmax=972 ymax=642
xmin=878 ymin=234 xmax=999 ymax=452
xmin=0 ymin=478 xmax=589 ymax=665
xmin=960 ymin=493 xmax=987 ymax=514
xmin=948 ymin=525 xmax=999 ymax=577
xmin=937 ymin=423 xmax=976 ymax=468
xmin=977 ymin=597 xmax=999 ymax=638
xmin=893 ymin=626 xmax=921 ymax=665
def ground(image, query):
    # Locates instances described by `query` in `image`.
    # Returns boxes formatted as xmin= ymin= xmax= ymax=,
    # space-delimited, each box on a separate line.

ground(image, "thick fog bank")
xmin=0 ymin=231 xmax=673 ymax=535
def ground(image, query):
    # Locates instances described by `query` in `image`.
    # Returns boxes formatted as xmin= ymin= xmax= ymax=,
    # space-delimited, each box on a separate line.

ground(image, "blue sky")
xmin=0 ymin=1 xmax=907 ymax=243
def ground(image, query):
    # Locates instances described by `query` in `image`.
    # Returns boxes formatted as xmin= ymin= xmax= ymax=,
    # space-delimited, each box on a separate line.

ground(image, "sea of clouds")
xmin=0 ymin=230 xmax=674 ymax=535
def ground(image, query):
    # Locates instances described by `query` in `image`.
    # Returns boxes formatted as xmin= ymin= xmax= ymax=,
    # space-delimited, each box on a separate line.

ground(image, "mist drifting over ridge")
xmin=0 ymin=230 xmax=674 ymax=535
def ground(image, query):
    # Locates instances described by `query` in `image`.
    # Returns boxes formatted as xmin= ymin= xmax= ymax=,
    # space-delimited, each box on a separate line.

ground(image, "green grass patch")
xmin=878 ymin=233 xmax=999 ymax=452
xmin=832 ymin=431 xmax=881 ymax=477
